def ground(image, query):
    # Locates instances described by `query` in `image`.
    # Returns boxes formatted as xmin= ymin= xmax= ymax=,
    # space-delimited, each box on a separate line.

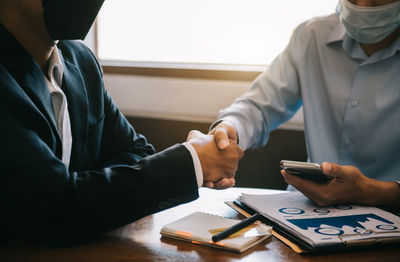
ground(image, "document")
xmin=239 ymin=192 xmax=400 ymax=251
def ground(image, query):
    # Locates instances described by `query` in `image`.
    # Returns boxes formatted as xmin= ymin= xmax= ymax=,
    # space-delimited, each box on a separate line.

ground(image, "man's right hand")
xmin=187 ymin=130 xmax=243 ymax=186
xmin=208 ymin=121 xmax=238 ymax=150
xmin=207 ymin=121 xmax=241 ymax=189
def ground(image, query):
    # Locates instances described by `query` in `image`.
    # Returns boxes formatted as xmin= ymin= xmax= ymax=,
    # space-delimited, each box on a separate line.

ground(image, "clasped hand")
xmin=187 ymin=128 xmax=243 ymax=189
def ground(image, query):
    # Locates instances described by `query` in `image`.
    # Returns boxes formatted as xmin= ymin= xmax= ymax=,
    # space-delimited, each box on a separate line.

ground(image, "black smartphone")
xmin=280 ymin=160 xmax=333 ymax=183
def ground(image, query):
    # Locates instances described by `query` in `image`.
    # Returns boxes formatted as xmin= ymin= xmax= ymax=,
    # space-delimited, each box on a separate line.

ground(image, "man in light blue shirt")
xmin=209 ymin=0 xmax=400 ymax=209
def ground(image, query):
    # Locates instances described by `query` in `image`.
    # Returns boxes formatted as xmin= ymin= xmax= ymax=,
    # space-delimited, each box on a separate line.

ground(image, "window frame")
xmin=94 ymin=21 xmax=263 ymax=81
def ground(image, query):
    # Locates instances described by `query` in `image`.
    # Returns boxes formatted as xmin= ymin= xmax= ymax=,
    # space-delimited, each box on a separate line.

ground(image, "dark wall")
xmin=127 ymin=116 xmax=307 ymax=190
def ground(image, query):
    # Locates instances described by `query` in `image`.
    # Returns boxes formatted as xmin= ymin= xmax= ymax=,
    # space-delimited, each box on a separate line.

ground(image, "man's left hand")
xmin=281 ymin=162 xmax=374 ymax=206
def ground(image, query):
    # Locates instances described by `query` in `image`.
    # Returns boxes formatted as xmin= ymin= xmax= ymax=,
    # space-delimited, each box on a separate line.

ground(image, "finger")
xmin=219 ymin=178 xmax=235 ymax=187
xmin=186 ymin=130 xmax=203 ymax=141
xmin=223 ymin=140 xmax=244 ymax=159
xmin=234 ymin=143 xmax=244 ymax=159
xmin=203 ymin=181 xmax=214 ymax=188
xmin=223 ymin=163 xmax=237 ymax=179
xmin=213 ymin=178 xmax=235 ymax=189
xmin=281 ymin=170 xmax=326 ymax=203
xmin=281 ymin=170 xmax=323 ymax=204
xmin=214 ymin=127 xmax=230 ymax=150
xmin=219 ymin=150 xmax=240 ymax=178
xmin=282 ymin=170 xmax=320 ymax=192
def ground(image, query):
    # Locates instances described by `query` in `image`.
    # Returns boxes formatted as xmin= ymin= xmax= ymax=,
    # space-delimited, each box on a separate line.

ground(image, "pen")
xmin=212 ymin=213 xmax=263 ymax=242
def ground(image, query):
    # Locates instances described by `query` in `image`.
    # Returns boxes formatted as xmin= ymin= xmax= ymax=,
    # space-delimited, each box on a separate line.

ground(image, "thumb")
xmin=213 ymin=127 xmax=229 ymax=149
xmin=322 ymin=162 xmax=344 ymax=177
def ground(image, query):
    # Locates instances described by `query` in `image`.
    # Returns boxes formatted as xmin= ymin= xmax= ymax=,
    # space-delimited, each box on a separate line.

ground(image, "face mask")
xmin=336 ymin=0 xmax=400 ymax=44
xmin=42 ymin=0 xmax=105 ymax=40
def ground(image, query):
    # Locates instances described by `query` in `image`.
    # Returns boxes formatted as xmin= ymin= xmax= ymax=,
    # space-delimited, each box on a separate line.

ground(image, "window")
xmin=97 ymin=0 xmax=338 ymax=67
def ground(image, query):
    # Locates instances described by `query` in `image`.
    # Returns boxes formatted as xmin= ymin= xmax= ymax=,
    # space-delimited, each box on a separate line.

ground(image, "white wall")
xmin=103 ymin=73 xmax=304 ymax=130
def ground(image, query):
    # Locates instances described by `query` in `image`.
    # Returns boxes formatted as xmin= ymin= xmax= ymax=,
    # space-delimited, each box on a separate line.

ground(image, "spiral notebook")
xmin=160 ymin=212 xmax=272 ymax=253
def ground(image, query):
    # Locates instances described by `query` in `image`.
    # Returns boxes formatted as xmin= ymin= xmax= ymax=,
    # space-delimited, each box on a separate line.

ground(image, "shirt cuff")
xmin=183 ymin=142 xmax=203 ymax=188
xmin=209 ymin=120 xmax=224 ymax=132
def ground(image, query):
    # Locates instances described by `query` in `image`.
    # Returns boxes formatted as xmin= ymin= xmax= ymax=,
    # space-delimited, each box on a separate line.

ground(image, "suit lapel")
xmin=18 ymin=66 xmax=61 ymax=140
xmin=0 ymin=66 xmax=62 ymax=156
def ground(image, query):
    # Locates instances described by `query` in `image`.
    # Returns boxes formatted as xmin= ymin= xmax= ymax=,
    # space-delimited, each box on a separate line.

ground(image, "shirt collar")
xmin=381 ymin=33 xmax=400 ymax=59
xmin=341 ymin=30 xmax=400 ymax=63
xmin=326 ymin=20 xmax=346 ymax=45
xmin=46 ymin=46 xmax=64 ymax=88
xmin=326 ymin=17 xmax=400 ymax=62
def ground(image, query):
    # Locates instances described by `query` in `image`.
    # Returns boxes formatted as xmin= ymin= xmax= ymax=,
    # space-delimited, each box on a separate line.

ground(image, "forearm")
xmin=2 ymin=130 xmax=198 ymax=243
xmin=362 ymin=178 xmax=400 ymax=210
xmin=56 ymin=144 xmax=199 ymax=239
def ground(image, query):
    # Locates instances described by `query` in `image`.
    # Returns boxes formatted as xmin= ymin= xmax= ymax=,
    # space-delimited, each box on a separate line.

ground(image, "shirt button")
xmin=351 ymin=100 xmax=359 ymax=108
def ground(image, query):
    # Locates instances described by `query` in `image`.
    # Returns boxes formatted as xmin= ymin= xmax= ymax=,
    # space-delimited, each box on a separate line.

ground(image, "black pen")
xmin=212 ymin=213 xmax=262 ymax=242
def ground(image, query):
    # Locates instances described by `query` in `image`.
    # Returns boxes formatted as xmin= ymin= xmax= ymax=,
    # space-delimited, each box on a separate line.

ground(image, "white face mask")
xmin=336 ymin=0 xmax=400 ymax=44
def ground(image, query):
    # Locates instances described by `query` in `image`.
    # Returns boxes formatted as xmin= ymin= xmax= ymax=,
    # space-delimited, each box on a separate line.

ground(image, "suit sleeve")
xmin=0 ymin=70 xmax=199 ymax=244
xmin=98 ymin=88 xmax=156 ymax=166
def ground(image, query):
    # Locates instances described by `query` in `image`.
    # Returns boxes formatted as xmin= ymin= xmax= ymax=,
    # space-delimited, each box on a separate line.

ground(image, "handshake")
xmin=187 ymin=121 xmax=242 ymax=189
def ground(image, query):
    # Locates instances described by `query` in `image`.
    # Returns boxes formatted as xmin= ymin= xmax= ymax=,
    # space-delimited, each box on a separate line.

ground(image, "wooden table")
xmin=1 ymin=187 xmax=399 ymax=262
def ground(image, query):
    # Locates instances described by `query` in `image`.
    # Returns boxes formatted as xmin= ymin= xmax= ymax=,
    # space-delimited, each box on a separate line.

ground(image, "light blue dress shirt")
xmin=218 ymin=14 xmax=400 ymax=182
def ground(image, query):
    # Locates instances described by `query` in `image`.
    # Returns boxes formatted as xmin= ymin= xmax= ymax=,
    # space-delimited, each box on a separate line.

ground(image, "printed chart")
xmin=240 ymin=192 xmax=400 ymax=247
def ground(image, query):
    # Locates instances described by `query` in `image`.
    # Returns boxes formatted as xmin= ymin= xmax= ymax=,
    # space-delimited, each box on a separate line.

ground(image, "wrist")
xmin=358 ymin=176 xmax=375 ymax=206
xmin=361 ymin=178 xmax=400 ymax=209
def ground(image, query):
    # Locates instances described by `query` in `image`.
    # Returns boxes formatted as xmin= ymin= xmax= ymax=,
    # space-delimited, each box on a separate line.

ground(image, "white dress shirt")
xmin=45 ymin=47 xmax=72 ymax=168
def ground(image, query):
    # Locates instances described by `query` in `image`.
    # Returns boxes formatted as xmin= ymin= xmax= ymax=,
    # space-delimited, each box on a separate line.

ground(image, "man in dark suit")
xmin=0 ymin=0 xmax=243 ymax=244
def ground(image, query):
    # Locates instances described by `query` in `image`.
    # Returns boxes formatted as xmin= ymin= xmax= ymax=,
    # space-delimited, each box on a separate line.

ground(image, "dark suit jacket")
xmin=0 ymin=24 xmax=198 ymax=244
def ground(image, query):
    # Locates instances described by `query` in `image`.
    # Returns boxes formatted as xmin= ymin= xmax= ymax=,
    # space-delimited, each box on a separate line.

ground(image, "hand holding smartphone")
xmin=280 ymin=160 xmax=334 ymax=183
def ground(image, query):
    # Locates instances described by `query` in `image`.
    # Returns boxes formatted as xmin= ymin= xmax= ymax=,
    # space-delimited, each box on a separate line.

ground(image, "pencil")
xmin=212 ymin=213 xmax=262 ymax=242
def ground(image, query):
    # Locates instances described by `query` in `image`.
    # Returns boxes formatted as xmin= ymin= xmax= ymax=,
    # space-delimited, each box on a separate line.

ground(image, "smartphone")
xmin=280 ymin=160 xmax=333 ymax=183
